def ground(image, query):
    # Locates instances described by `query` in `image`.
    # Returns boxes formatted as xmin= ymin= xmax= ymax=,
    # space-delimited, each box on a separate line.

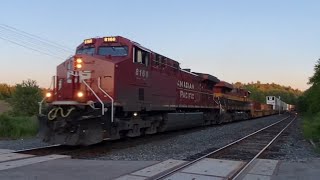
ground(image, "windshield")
xmin=98 ymin=46 xmax=128 ymax=56
xmin=76 ymin=47 xmax=95 ymax=55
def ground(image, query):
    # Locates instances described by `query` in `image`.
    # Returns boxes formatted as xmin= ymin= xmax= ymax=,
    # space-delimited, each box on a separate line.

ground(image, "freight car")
xmin=38 ymin=36 xmax=280 ymax=146
xmin=266 ymin=96 xmax=293 ymax=112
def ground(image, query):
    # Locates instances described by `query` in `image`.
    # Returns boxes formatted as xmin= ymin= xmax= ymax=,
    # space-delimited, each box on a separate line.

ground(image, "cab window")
xmin=134 ymin=47 xmax=149 ymax=66
xmin=98 ymin=46 xmax=128 ymax=56
xmin=76 ymin=47 xmax=95 ymax=55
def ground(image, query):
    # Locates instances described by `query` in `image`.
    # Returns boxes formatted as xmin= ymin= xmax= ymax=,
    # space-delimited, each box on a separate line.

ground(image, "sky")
xmin=0 ymin=0 xmax=319 ymax=91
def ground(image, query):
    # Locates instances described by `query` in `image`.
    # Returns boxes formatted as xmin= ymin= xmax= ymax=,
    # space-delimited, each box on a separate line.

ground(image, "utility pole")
xmin=278 ymin=96 xmax=281 ymax=115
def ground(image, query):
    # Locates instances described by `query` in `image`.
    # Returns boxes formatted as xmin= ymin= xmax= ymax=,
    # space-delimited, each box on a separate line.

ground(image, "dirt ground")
xmin=0 ymin=100 xmax=11 ymax=113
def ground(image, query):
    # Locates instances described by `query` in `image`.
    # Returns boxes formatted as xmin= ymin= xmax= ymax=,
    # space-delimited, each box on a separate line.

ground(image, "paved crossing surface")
xmin=0 ymin=148 xmax=319 ymax=180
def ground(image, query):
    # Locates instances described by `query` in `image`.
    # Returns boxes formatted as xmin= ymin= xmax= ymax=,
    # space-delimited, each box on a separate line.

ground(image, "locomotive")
xmin=38 ymin=36 xmax=275 ymax=146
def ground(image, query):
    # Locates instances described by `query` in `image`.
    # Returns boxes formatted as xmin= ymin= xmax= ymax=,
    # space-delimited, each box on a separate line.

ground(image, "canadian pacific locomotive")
xmin=38 ymin=36 xmax=277 ymax=146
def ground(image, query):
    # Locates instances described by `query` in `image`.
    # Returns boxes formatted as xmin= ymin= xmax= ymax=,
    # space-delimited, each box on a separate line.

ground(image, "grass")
xmin=0 ymin=113 xmax=38 ymax=139
xmin=0 ymin=100 xmax=11 ymax=114
xmin=303 ymin=112 xmax=320 ymax=149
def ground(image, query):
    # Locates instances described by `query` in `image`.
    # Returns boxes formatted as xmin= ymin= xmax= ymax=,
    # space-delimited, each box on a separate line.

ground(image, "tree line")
xmin=298 ymin=59 xmax=320 ymax=114
xmin=297 ymin=59 xmax=320 ymax=145
xmin=233 ymin=81 xmax=302 ymax=105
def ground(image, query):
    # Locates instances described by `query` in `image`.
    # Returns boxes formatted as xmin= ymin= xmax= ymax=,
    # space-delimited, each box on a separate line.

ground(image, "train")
xmin=38 ymin=36 xmax=289 ymax=146
xmin=266 ymin=96 xmax=295 ymax=111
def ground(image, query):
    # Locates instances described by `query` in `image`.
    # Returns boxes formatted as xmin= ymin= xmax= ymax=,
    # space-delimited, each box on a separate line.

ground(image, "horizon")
xmin=0 ymin=79 xmax=305 ymax=92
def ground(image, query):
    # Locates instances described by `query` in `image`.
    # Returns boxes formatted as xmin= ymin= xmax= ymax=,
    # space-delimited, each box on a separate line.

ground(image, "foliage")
xmin=309 ymin=58 xmax=320 ymax=86
xmin=303 ymin=112 xmax=320 ymax=141
xmin=9 ymin=79 xmax=43 ymax=116
xmin=298 ymin=59 xmax=320 ymax=145
xmin=233 ymin=81 xmax=302 ymax=105
xmin=0 ymin=83 xmax=15 ymax=100
xmin=298 ymin=84 xmax=320 ymax=114
xmin=0 ymin=79 xmax=42 ymax=139
xmin=0 ymin=113 xmax=38 ymax=138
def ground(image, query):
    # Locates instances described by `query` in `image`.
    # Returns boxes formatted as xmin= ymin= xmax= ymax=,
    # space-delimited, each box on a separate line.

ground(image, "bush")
xmin=303 ymin=112 xmax=320 ymax=139
xmin=0 ymin=113 xmax=38 ymax=138
xmin=303 ymin=112 xmax=320 ymax=142
xmin=0 ymin=83 xmax=15 ymax=100
xmin=10 ymin=79 xmax=43 ymax=116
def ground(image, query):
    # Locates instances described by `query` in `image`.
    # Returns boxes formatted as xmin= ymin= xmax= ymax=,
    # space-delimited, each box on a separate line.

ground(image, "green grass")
xmin=303 ymin=112 xmax=320 ymax=147
xmin=0 ymin=113 xmax=38 ymax=138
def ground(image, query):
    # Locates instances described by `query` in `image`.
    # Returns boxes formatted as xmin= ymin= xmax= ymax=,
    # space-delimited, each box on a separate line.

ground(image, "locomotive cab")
xmin=39 ymin=36 xmax=134 ymax=145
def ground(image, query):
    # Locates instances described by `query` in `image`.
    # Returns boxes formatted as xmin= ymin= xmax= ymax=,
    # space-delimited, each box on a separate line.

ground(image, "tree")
xmin=240 ymin=82 xmax=302 ymax=104
xmin=298 ymin=58 xmax=320 ymax=114
xmin=309 ymin=59 xmax=320 ymax=85
xmin=0 ymin=83 xmax=15 ymax=100
xmin=10 ymin=79 xmax=43 ymax=116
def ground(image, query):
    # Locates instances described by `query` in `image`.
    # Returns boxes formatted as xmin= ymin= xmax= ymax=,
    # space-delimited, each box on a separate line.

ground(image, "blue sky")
xmin=0 ymin=0 xmax=319 ymax=90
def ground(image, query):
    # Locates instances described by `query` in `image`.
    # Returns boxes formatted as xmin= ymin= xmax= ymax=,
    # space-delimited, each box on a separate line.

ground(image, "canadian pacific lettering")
xmin=177 ymin=80 xmax=194 ymax=89
xmin=180 ymin=90 xmax=195 ymax=100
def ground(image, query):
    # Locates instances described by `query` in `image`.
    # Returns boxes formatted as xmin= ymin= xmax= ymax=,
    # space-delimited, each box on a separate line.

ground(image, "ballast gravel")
xmin=93 ymin=114 xmax=292 ymax=161
xmin=263 ymin=116 xmax=320 ymax=162
xmin=0 ymin=138 xmax=49 ymax=151
xmin=1 ymin=114 xmax=317 ymax=162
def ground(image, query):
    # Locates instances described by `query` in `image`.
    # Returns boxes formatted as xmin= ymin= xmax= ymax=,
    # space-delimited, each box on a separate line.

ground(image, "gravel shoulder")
xmin=0 ymin=137 xmax=49 ymax=150
xmin=263 ymin=116 xmax=320 ymax=162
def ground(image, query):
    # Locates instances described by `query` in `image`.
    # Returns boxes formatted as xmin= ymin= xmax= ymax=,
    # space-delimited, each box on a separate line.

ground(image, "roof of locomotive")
xmin=193 ymin=72 xmax=220 ymax=83
xmin=76 ymin=36 xmax=180 ymax=64
xmin=76 ymin=36 xmax=223 ymax=83
xmin=215 ymin=81 xmax=234 ymax=89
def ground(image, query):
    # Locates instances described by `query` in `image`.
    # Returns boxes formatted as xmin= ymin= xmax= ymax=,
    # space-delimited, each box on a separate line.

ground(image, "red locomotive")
xmin=38 ymin=36 xmax=276 ymax=145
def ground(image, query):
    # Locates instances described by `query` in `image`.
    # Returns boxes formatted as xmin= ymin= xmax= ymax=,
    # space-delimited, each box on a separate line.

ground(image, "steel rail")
xmin=232 ymin=115 xmax=296 ymax=179
xmin=154 ymin=115 xmax=293 ymax=180
xmin=13 ymin=144 xmax=61 ymax=154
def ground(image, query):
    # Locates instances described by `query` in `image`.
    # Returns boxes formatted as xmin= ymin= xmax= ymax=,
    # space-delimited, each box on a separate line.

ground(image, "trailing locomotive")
xmin=38 ymin=36 xmax=278 ymax=146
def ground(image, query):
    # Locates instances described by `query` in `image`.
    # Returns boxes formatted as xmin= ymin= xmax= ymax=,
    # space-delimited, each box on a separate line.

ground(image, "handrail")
xmin=38 ymin=76 xmax=55 ymax=115
xmin=98 ymin=77 xmax=114 ymax=123
xmin=82 ymin=80 xmax=105 ymax=115
xmin=38 ymin=97 xmax=46 ymax=115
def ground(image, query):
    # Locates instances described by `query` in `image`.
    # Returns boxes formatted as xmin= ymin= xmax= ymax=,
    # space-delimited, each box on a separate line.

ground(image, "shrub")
xmin=10 ymin=79 xmax=43 ymax=116
xmin=0 ymin=83 xmax=15 ymax=100
xmin=303 ymin=112 xmax=320 ymax=142
xmin=0 ymin=113 xmax=38 ymax=138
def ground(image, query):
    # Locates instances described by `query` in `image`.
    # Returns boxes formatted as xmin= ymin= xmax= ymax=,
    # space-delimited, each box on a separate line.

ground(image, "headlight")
xmin=76 ymin=64 xmax=82 ymax=69
xmin=45 ymin=92 xmax=52 ymax=98
xmin=74 ymin=58 xmax=83 ymax=69
xmin=76 ymin=58 xmax=82 ymax=63
xmin=77 ymin=91 xmax=84 ymax=98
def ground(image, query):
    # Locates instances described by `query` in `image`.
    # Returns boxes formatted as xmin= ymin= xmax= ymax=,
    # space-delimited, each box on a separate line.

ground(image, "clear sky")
xmin=0 ymin=0 xmax=319 ymax=90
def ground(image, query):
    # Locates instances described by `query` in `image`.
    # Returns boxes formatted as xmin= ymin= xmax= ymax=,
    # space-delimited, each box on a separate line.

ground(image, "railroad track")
xmin=13 ymin=143 xmax=110 ymax=157
xmin=12 ymin=114 xmax=293 ymax=162
xmin=13 ymin=117 xmax=262 ymax=158
xmin=12 ymin=128 xmax=208 ymax=158
xmin=155 ymin=114 xmax=296 ymax=180
xmin=13 ymin=144 xmax=77 ymax=156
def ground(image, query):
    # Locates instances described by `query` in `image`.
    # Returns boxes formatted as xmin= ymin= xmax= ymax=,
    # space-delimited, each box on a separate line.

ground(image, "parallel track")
xmin=156 ymin=114 xmax=296 ymax=180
